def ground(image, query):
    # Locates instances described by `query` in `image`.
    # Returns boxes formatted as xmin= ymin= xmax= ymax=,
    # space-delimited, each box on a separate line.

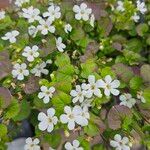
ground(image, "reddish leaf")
xmin=24 ymin=76 xmax=40 ymax=94
xmin=107 ymin=105 xmax=132 ymax=130
xmin=0 ymin=87 xmax=12 ymax=108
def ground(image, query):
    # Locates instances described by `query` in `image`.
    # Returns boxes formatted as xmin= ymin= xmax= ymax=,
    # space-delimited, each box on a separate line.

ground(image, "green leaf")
xmin=93 ymin=144 xmax=106 ymax=150
xmin=129 ymin=76 xmax=142 ymax=90
xmin=140 ymin=64 xmax=150 ymax=83
xmin=4 ymin=99 xmax=20 ymax=119
xmin=52 ymin=91 xmax=71 ymax=114
xmin=81 ymin=59 xmax=97 ymax=78
xmin=136 ymin=23 xmax=149 ymax=36
xmin=43 ymin=132 xmax=61 ymax=148
xmin=143 ymin=88 xmax=150 ymax=104
xmin=0 ymin=16 xmax=14 ymax=30
xmin=84 ymin=122 xmax=99 ymax=136
xmin=13 ymin=100 xmax=31 ymax=121
xmin=0 ymin=124 xmax=7 ymax=137
xmin=101 ymin=67 xmax=115 ymax=78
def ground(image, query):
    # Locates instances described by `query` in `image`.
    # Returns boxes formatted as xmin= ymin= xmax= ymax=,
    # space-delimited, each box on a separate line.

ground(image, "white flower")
xmin=90 ymin=14 xmax=95 ymax=27
xmin=15 ymin=0 xmax=29 ymax=7
xmin=70 ymin=84 xmax=87 ymax=103
xmin=131 ymin=13 xmax=140 ymax=22
xmin=22 ymin=45 xmax=39 ymax=62
xmin=73 ymin=3 xmax=92 ymax=21
xmin=43 ymin=5 xmax=61 ymax=21
xmin=85 ymin=75 xmax=102 ymax=98
xmin=28 ymin=25 xmax=38 ymax=37
xmin=137 ymin=0 xmax=147 ymax=14
xmin=64 ymin=24 xmax=72 ymax=33
xmin=110 ymin=134 xmax=130 ymax=150
xmin=116 ymin=1 xmax=125 ymax=12
xmin=12 ymin=63 xmax=29 ymax=80
xmin=65 ymin=140 xmax=83 ymax=150
xmin=81 ymin=98 xmax=93 ymax=108
xmin=38 ymin=108 xmax=58 ymax=132
xmin=37 ymin=19 xmax=55 ymax=35
xmin=31 ymin=62 xmax=49 ymax=77
xmin=137 ymin=91 xmax=146 ymax=103
xmin=55 ymin=37 xmax=66 ymax=52
xmin=24 ymin=137 xmax=40 ymax=150
xmin=0 ymin=10 xmax=5 ymax=20
xmin=22 ymin=6 xmax=41 ymax=23
xmin=119 ymin=93 xmax=136 ymax=108
xmin=98 ymin=75 xmax=120 ymax=96
xmin=38 ymin=86 xmax=55 ymax=103
xmin=2 ymin=30 xmax=19 ymax=43
xmin=60 ymin=105 xmax=83 ymax=130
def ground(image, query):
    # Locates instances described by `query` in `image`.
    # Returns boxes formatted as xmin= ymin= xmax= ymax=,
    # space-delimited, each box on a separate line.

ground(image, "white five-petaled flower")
xmin=90 ymin=14 xmax=95 ymax=27
xmin=60 ymin=105 xmax=88 ymax=130
xmin=131 ymin=13 xmax=140 ymax=23
xmin=119 ymin=93 xmax=136 ymax=108
xmin=37 ymin=19 xmax=55 ymax=35
xmin=64 ymin=24 xmax=72 ymax=33
xmin=0 ymin=10 xmax=5 ymax=20
xmin=85 ymin=75 xmax=102 ymax=98
xmin=15 ymin=0 xmax=29 ymax=7
xmin=22 ymin=6 xmax=41 ymax=23
xmin=137 ymin=0 xmax=147 ymax=14
xmin=12 ymin=63 xmax=29 ymax=80
xmin=43 ymin=5 xmax=61 ymax=21
xmin=31 ymin=62 xmax=49 ymax=77
xmin=28 ymin=25 xmax=38 ymax=37
xmin=24 ymin=137 xmax=40 ymax=150
xmin=55 ymin=37 xmax=66 ymax=52
xmin=2 ymin=30 xmax=19 ymax=43
xmin=38 ymin=86 xmax=55 ymax=103
xmin=137 ymin=91 xmax=146 ymax=103
xmin=38 ymin=108 xmax=58 ymax=133
xmin=110 ymin=134 xmax=130 ymax=150
xmin=73 ymin=3 xmax=92 ymax=21
xmin=116 ymin=1 xmax=125 ymax=12
xmin=65 ymin=140 xmax=83 ymax=150
xmin=98 ymin=75 xmax=120 ymax=96
xmin=22 ymin=45 xmax=39 ymax=62
xmin=70 ymin=84 xmax=87 ymax=103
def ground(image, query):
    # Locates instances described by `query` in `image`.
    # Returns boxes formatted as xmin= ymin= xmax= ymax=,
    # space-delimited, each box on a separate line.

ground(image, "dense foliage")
xmin=0 ymin=0 xmax=150 ymax=149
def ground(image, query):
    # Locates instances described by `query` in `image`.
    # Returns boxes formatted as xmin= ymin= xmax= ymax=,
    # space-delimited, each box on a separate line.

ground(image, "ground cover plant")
xmin=0 ymin=0 xmax=150 ymax=149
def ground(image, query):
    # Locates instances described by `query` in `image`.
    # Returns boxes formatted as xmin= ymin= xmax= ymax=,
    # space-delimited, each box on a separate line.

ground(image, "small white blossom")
xmin=137 ymin=91 xmax=146 ymax=103
xmin=65 ymin=140 xmax=83 ymax=150
xmin=98 ymin=75 xmax=120 ymax=96
xmin=31 ymin=62 xmax=49 ymax=77
xmin=38 ymin=108 xmax=58 ymax=132
xmin=12 ymin=63 xmax=29 ymax=80
xmin=38 ymin=86 xmax=55 ymax=103
xmin=43 ymin=5 xmax=61 ymax=21
xmin=131 ymin=13 xmax=140 ymax=22
xmin=90 ymin=14 xmax=95 ymax=27
xmin=15 ymin=0 xmax=29 ymax=7
xmin=116 ymin=1 xmax=125 ymax=12
xmin=22 ymin=6 xmax=41 ymax=23
xmin=24 ymin=137 xmax=40 ymax=150
xmin=37 ymin=19 xmax=55 ymax=35
xmin=28 ymin=25 xmax=38 ymax=37
xmin=55 ymin=37 xmax=66 ymax=52
xmin=64 ymin=24 xmax=72 ymax=33
xmin=22 ymin=45 xmax=39 ymax=62
xmin=73 ymin=3 xmax=92 ymax=21
xmin=85 ymin=75 xmax=102 ymax=98
xmin=119 ymin=93 xmax=136 ymax=108
xmin=81 ymin=98 xmax=93 ymax=108
xmin=0 ymin=10 xmax=5 ymax=20
xmin=137 ymin=0 xmax=147 ymax=14
xmin=60 ymin=105 xmax=86 ymax=130
xmin=70 ymin=84 xmax=87 ymax=103
xmin=110 ymin=134 xmax=130 ymax=150
xmin=2 ymin=30 xmax=19 ymax=43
